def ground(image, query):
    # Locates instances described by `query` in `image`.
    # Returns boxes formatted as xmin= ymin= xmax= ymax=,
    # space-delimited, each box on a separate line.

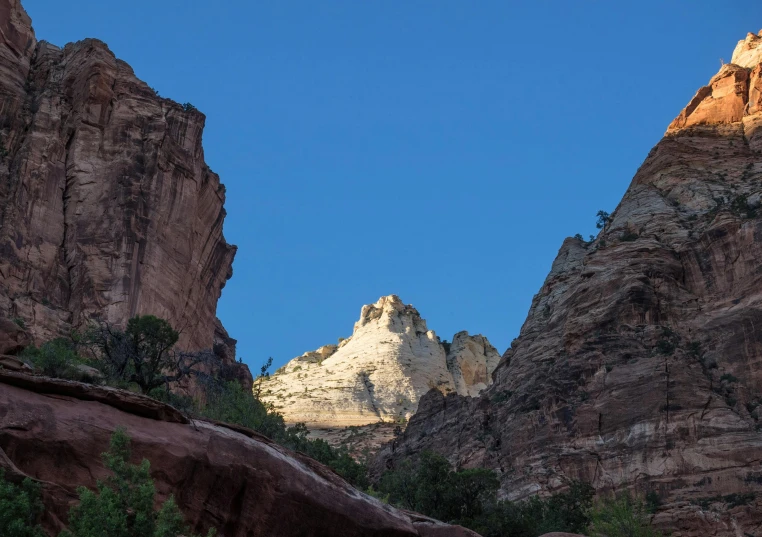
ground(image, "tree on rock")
xmin=86 ymin=315 xmax=206 ymax=394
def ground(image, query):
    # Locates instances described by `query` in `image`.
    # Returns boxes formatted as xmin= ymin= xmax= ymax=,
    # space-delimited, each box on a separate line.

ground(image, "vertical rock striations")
xmin=0 ymin=0 xmax=241 ymax=378
xmin=375 ymin=30 xmax=762 ymax=536
xmin=258 ymin=295 xmax=500 ymax=449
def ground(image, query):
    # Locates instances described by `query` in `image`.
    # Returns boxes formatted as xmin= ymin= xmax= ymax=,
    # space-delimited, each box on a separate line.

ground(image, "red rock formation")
xmin=375 ymin=30 xmax=762 ymax=537
xmin=0 ymin=373 xmax=478 ymax=537
xmin=0 ymin=0 xmax=240 ymax=380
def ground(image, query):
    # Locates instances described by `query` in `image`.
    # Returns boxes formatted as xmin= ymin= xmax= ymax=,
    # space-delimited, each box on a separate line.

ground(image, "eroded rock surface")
xmin=0 ymin=373 xmax=479 ymax=537
xmin=0 ymin=0 xmax=241 ymax=384
xmin=258 ymin=296 xmax=499 ymax=450
xmin=375 ymin=30 xmax=762 ymax=537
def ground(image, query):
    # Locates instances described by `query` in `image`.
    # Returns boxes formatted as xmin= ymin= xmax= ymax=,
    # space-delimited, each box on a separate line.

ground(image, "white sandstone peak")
xmin=731 ymin=30 xmax=762 ymax=69
xmin=257 ymin=295 xmax=500 ymax=437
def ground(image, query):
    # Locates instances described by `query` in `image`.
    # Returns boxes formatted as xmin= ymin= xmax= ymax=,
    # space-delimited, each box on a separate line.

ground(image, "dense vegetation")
xmin=0 ymin=470 xmax=45 ymax=537
xmin=374 ymin=450 xmax=662 ymax=537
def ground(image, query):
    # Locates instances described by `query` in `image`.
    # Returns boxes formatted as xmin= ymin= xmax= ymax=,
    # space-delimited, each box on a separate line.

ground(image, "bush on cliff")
xmin=588 ymin=493 xmax=662 ymax=537
xmin=84 ymin=315 xmax=212 ymax=394
xmin=377 ymin=451 xmax=500 ymax=524
xmin=21 ymin=338 xmax=95 ymax=382
xmin=376 ymin=452 xmax=599 ymax=536
xmin=60 ymin=428 xmax=214 ymax=537
xmin=0 ymin=469 xmax=46 ymax=537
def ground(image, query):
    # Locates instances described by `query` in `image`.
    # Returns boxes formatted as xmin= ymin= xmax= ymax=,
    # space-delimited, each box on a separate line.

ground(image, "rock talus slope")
xmin=0 ymin=372 xmax=479 ymax=537
xmin=259 ymin=295 xmax=500 ymax=429
xmin=375 ymin=30 xmax=762 ymax=537
xmin=0 ymin=0 xmax=238 ymax=369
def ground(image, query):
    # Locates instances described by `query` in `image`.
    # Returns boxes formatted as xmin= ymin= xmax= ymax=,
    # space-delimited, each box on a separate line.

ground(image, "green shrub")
xmin=60 ymin=428 xmax=214 ymax=537
xmin=0 ymin=469 xmax=46 ymax=537
xmin=201 ymin=380 xmax=286 ymax=440
xmin=22 ymin=338 xmax=82 ymax=378
xmin=466 ymin=480 xmax=594 ymax=537
xmin=588 ymin=493 xmax=662 ymax=537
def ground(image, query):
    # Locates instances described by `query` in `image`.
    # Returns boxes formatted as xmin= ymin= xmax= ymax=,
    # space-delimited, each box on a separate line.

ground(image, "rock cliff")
xmin=0 ymin=371 xmax=479 ymax=537
xmin=258 ymin=295 xmax=500 ymax=440
xmin=375 ymin=30 xmax=762 ymax=537
xmin=0 ymin=0 xmax=240 ymax=374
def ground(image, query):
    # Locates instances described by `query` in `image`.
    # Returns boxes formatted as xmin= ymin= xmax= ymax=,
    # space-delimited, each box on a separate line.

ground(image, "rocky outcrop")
xmin=375 ymin=30 xmax=762 ymax=537
xmin=0 ymin=372 xmax=479 ymax=537
xmin=0 ymin=0 xmax=242 ymax=382
xmin=448 ymin=331 xmax=501 ymax=397
xmin=258 ymin=296 xmax=500 ymax=441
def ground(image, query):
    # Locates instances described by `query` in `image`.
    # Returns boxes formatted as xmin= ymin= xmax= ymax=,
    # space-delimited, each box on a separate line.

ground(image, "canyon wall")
xmin=0 ymin=0 xmax=239 ymax=369
xmin=375 ymin=31 xmax=762 ymax=537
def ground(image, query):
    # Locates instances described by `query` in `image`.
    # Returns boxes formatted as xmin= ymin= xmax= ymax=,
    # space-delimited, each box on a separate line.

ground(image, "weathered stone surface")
xmin=0 ymin=373 xmax=479 ymax=537
xmin=0 ymin=0 xmax=241 ymax=384
xmin=258 ymin=295 xmax=499 ymax=451
xmin=375 ymin=33 xmax=762 ymax=537
xmin=0 ymin=317 xmax=31 ymax=354
xmin=448 ymin=331 xmax=501 ymax=397
xmin=731 ymin=30 xmax=762 ymax=69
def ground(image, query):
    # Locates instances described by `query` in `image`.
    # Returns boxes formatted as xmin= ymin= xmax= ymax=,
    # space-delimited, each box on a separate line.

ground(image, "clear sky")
xmin=23 ymin=0 xmax=757 ymax=371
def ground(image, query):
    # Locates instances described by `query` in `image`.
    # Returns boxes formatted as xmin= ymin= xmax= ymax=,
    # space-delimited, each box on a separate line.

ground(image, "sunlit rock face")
xmin=0 ymin=0 xmax=240 ymax=376
xmin=374 ymin=30 xmax=762 ymax=537
xmin=258 ymin=295 xmax=500 ymax=448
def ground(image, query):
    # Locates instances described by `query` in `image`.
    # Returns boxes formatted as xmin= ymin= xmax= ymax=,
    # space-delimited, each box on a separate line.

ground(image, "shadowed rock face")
xmin=375 ymin=31 xmax=762 ymax=536
xmin=0 ymin=373 xmax=479 ymax=537
xmin=0 ymin=0 xmax=237 ymax=366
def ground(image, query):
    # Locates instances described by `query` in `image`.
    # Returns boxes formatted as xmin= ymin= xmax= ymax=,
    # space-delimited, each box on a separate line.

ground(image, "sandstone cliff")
xmin=0 ymin=371 xmax=479 ymax=537
xmin=258 ymin=296 xmax=500 ymax=434
xmin=0 ymin=0 xmax=240 ymax=374
xmin=375 ymin=30 xmax=762 ymax=537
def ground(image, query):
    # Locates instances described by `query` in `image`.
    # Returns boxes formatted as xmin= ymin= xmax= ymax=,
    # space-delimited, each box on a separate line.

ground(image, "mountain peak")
xmin=732 ymin=30 xmax=762 ymax=68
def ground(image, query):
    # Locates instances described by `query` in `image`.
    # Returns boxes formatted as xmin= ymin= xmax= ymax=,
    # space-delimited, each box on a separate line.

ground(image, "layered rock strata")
xmin=0 ymin=372 xmax=478 ymax=537
xmin=375 ymin=30 xmax=762 ymax=537
xmin=258 ymin=295 xmax=500 ymax=431
xmin=0 ymin=0 xmax=239 ymax=376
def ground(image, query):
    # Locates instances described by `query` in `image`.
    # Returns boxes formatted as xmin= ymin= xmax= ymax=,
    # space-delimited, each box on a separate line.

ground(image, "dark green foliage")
xmin=202 ymin=380 xmax=287 ymax=440
xmin=655 ymin=339 xmax=675 ymax=355
xmin=596 ymin=210 xmax=611 ymax=229
xmin=574 ymin=233 xmax=584 ymax=241
xmin=588 ymin=493 xmax=662 ymax=537
xmin=85 ymin=315 xmax=200 ymax=394
xmin=377 ymin=452 xmax=499 ymax=524
xmin=22 ymin=338 xmax=81 ymax=378
xmin=491 ymin=390 xmax=512 ymax=404
xmin=12 ymin=317 xmax=25 ymax=329
xmin=645 ymin=491 xmax=662 ymax=514
xmin=731 ymin=194 xmax=757 ymax=219
xmin=466 ymin=481 xmax=595 ymax=537
xmin=60 ymin=428 xmax=214 ymax=537
xmin=720 ymin=373 xmax=738 ymax=383
xmin=376 ymin=451 xmax=595 ymax=536
xmin=441 ymin=339 xmax=451 ymax=354
xmin=620 ymin=231 xmax=639 ymax=242
xmin=0 ymin=469 xmax=46 ymax=537
xmin=182 ymin=103 xmax=197 ymax=112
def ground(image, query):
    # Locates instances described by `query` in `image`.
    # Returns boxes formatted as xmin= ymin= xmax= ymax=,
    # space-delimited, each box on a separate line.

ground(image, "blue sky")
xmin=24 ymin=0 xmax=756 ymax=371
